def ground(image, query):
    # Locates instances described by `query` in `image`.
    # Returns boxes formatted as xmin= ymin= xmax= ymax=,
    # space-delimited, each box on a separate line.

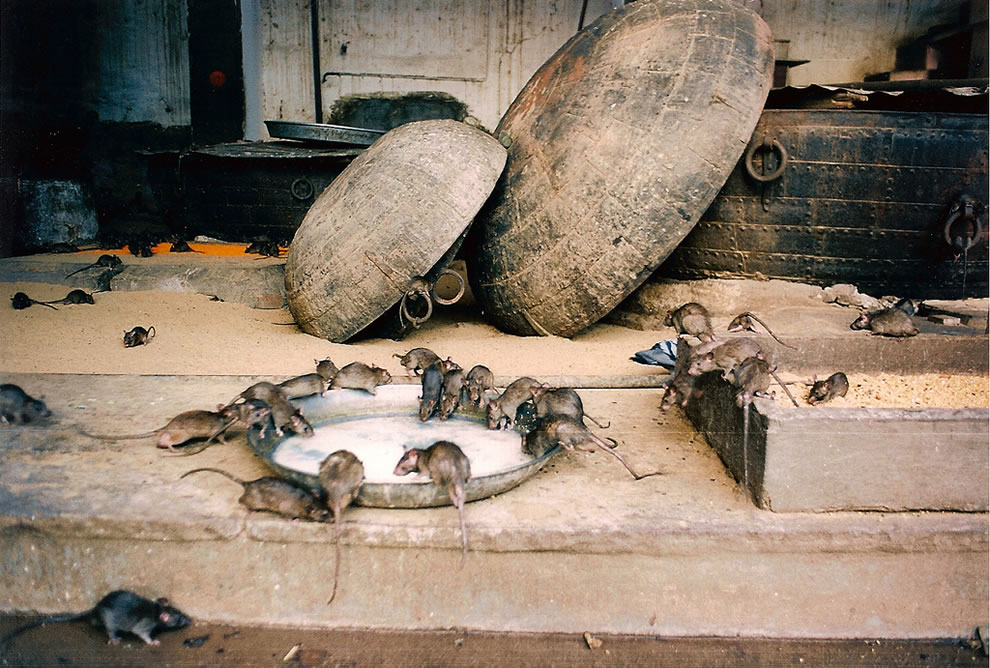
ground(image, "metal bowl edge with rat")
xmin=247 ymin=384 xmax=559 ymax=508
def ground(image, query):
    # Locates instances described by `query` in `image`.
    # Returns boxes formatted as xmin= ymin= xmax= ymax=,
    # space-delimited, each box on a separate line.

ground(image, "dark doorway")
xmin=187 ymin=0 xmax=245 ymax=145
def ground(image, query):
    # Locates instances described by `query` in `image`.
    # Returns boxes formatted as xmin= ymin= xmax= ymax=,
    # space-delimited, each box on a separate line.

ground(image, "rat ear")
xmin=156 ymin=597 xmax=170 ymax=606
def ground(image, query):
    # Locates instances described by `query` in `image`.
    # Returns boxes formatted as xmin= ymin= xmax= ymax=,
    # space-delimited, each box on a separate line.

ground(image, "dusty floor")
xmin=0 ymin=617 xmax=986 ymax=667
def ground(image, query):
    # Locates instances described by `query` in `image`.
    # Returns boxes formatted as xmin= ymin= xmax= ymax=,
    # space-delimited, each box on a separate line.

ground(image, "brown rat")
xmin=727 ymin=311 xmax=796 ymax=350
xmin=486 ymin=376 xmax=540 ymax=430
xmin=123 ymin=326 xmax=155 ymax=347
xmin=523 ymin=416 xmax=659 ymax=480
xmin=181 ymin=467 xmax=329 ymax=521
xmin=660 ymin=340 xmax=702 ymax=411
xmin=393 ymin=348 xmax=441 ymax=376
xmin=0 ymin=384 xmax=53 ymax=425
xmin=530 ymin=384 xmax=610 ymax=428
xmin=393 ymin=441 xmax=471 ymax=568
xmin=78 ymin=409 xmax=237 ymax=451
xmin=687 ymin=338 xmax=764 ymax=380
xmin=11 ymin=291 xmax=57 ymax=310
xmin=439 ymin=368 xmax=465 ymax=420
xmin=330 ymin=362 xmax=392 ymax=394
xmin=664 ymin=302 xmax=715 ymax=343
xmin=318 ymin=450 xmax=365 ymax=604
xmin=0 ymin=589 xmax=190 ymax=648
xmin=278 ymin=373 xmax=330 ymax=400
xmin=315 ymin=358 xmax=339 ymax=382
xmin=730 ymin=356 xmax=776 ymax=496
xmin=64 ymin=253 xmax=122 ymax=278
xmin=419 ymin=360 xmax=445 ymax=422
xmin=169 ymin=400 xmax=273 ymax=457
xmin=464 ymin=365 xmax=495 ymax=406
xmin=806 ymin=372 xmax=849 ymax=405
xmin=225 ymin=381 xmax=312 ymax=437
xmin=44 ymin=288 xmax=95 ymax=305
xmin=850 ymin=308 xmax=919 ymax=337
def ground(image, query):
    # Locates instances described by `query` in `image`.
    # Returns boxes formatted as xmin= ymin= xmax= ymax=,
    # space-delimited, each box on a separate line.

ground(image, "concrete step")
xmin=1 ymin=373 xmax=986 ymax=639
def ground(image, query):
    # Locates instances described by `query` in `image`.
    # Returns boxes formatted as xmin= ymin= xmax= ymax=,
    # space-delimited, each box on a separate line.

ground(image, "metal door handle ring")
xmin=744 ymin=138 xmax=788 ymax=183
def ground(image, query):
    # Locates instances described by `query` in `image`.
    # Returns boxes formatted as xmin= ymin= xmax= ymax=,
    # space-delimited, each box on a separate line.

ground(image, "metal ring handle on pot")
xmin=400 ymin=290 xmax=433 ymax=328
xmin=744 ymin=137 xmax=788 ymax=183
xmin=943 ymin=209 xmax=985 ymax=252
xmin=290 ymin=178 xmax=315 ymax=201
xmin=431 ymin=268 xmax=466 ymax=306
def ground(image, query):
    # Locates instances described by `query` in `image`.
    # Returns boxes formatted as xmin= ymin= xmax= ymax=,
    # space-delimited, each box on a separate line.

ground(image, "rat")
xmin=64 ymin=253 xmax=123 ymax=278
xmin=315 ymin=358 xmax=339 ymax=382
xmin=486 ymin=377 xmax=540 ymax=430
xmin=687 ymin=338 xmax=764 ymax=380
xmin=393 ymin=441 xmax=472 ymax=568
xmin=393 ymin=348 xmax=441 ymax=376
xmin=530 ymin=384 xmax=610 ymax=428
xmin=318 ymin=450 xmax=365 ymax=604
xmin=849 ymin=308 xmax=919 ymax=337
xmin=660 ymin=340 xmax=702 ymax=411
xmin=727 ymin=312 xmax=796 ymax=349
xmin=169 ymin=400 xmax=273 ymax=457
xmin=523 ymin=416 xmax=659 ymax=480
xmin=11 ymin=292 xmax=57 ymax=310
xmin=44 ymin=289 xmax=95 ymax=305
xmin=806 ymin=372 xmax=849 ymax=405
xmin=0 ymin=384 xmax=52 ymax=425
xmin=246 ymin=238 xmax=282 ymax=257
xmin=464 ymin=365 xmax=495 ymax=406
xmin=128 ymin=240 xmax=154 ymax=257
xmin=180 ymin=468 xmax=329 ymax=521
xmin=278 ymin=373 xmax=330 ymax=400
xmin=78 ymin=409 xmax=237 ymax=451
xmin=439 ymin=367 xmax=465 ymax=420
xmin=168 ymin=239 xmax=201 ymax=253
xmin=664 ymin=302 xmax=715 ymax=343
xmin=0 ymin=590 xmax=190 ymax=647
xmin=419 ymin=360 xmax=445 ymax=422
xmin=730 ymin=355 xmax=776 ymax=496
xmin=123 ymin=326 xmax=155 ymax=347
xmin=330 ymin=362 xmax=392 ymax=395
xmin=225 ymin=382 xmax=312 ymax=437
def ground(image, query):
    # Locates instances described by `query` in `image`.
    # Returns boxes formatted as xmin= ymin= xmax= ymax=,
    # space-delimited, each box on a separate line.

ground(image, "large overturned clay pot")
xmin=468 ymin=0 xmax=774 ymax=337
xmin=285 ymin=119 xmax=506 ymax=342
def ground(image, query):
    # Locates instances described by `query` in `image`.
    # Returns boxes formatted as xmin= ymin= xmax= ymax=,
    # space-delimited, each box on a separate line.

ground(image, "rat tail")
xmin=76 ymin=426 xmax=158 ymax=440
xmin=450 ymin=484 xmax=468 ymax=570
xmin=1 ymin=610 xmax=93 ymax=647
xmin=179 ymin=467 xmax=245 ymax=485
xmin=327 ymin=508 xmax=343 ymax=605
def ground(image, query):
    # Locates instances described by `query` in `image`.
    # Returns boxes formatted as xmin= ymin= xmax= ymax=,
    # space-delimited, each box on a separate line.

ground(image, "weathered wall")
xmin=763 ymin=0 xmax=975 ymax=85
xmin=251 ymin=0 xmax=617 ymax=135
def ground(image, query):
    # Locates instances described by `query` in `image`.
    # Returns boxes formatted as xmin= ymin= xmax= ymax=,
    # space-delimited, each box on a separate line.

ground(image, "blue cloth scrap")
xmin=631 ymin=339 xmax=678 ymax=368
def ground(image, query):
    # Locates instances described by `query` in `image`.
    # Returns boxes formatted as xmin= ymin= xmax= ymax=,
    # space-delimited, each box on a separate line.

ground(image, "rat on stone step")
xmin=0 ymin=384 xmax=52 ymax=425
xmin=64 ymin=253 xmax=122 ymax=278
xmin=727 ymin=311 xmax=796 ymax=349
xmin=849 ymin=308 xmax=919 ymax=337
xmin=180 ymin=467 xmax=329 ymax=521
xmin=78 ymin=409 xmax=238 ymax=451
xmin=0 ymin=589 xmax=190 ymax=647
xmin=687 ymin=338 xmax=764 ymax=380
xmin=522 ymin=416 xmax=660 ymax=480
xmin=730 ymin=355 xmax=776 ymax=497
xmin=806 ymin=372 xmax=849 ymax=405
xmin=44 ymin=289 xmax=95 ymax=305
xmin=664 ymin=302 xmax=715 ymax=343
xmin=393 ymin=441 xmax=471 ymax=568
xmin=318 ymin=450 xmax=365 ymax=604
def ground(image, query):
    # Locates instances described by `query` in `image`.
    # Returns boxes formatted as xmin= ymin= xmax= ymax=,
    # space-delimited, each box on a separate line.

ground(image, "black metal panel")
xmin=658 ymin=109 xmax=989 ymax=298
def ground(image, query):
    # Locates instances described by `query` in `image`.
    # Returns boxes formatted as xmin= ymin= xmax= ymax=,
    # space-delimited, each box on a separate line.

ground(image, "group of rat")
xmin=0 ymin=292 xmax=921 ymax=648
xmin=0 ymin=343 xmax=665 ymax=648
xmin=10 ymin=253 xmax=156 ymax=347
xmin=657 ymin=296 xmax=921 ymax=496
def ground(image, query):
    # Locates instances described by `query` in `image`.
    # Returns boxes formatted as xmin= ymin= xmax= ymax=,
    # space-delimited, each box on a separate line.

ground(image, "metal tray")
xmin=247 ymin=384 xmax=559 ymax=508
xmin=265 ymin=120 xmax=384 ymax=146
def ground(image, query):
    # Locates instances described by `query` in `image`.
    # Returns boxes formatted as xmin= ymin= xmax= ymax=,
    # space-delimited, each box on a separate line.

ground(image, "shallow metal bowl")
xmin=247 ymin=384 xmax=559 ymax=508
